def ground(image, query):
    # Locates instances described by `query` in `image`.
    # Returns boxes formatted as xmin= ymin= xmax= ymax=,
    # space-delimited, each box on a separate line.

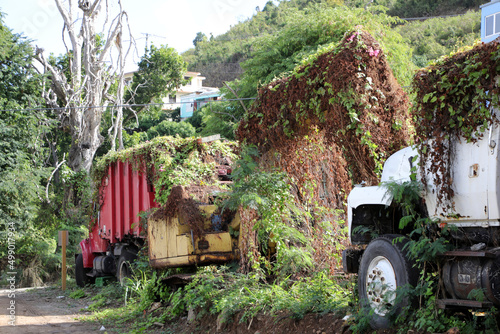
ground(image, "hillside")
xmin=182 ymin=0 xmax=484 ymax=87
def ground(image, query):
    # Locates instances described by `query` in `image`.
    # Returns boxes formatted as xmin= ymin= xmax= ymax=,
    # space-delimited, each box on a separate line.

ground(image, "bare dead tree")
xmin=35 ymin=0 xmax=133 ymax=173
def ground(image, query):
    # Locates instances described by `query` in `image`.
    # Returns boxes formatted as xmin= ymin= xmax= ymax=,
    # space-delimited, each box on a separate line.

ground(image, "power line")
xmin=0 ymin=97 xmax=257 ymax=113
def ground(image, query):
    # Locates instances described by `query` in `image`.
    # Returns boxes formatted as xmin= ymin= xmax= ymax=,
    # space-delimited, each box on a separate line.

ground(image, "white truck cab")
xmin=344 ymin=121 xmax=500 ymax=329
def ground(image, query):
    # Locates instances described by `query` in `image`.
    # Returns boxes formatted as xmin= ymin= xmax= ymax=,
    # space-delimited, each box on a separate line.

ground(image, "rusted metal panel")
xmin=437 ymin=299 xmax=493 ymax=309
xmin=150 ymin=252 xmax=237 ymax=269
xmin=176 ymin=234 xmax=192 ymax=256
xmin=148 ymin=216 xmax=169 ymax=262
xmin=167 ymin=218 xmax=178 ymax=257
xmin=150 ymin=255 xmax=192 ymax=268
xmin=148 ymin=211 xmax=239 ymax=269
xmin=443 ymin=250 xmax=496 ymax=258
xmin=196 ymin=233 xmax=233 ymax=254
xmin=197 ymin=253 xmax=236 ymax=263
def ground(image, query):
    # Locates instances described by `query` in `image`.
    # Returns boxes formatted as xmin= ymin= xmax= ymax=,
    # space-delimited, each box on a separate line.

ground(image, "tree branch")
xmin=209 ymin=108 xmax=239 ymax=122
xmin=99 ymin=12 xmax=125 ymax=63
xmin=223 ymin=81 xmax=249 ymax=113
xmin=46 ymin=156 xmax=66 ymax=203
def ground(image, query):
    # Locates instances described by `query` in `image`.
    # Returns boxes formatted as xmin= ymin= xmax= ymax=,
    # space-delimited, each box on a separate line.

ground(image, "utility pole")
xmin=140 ymin=32 xmax=166 ymax=49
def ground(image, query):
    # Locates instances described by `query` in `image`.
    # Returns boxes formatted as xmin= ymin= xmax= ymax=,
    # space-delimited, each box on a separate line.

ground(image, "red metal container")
xmin=81 ymin=160 xmax=158 ymax=267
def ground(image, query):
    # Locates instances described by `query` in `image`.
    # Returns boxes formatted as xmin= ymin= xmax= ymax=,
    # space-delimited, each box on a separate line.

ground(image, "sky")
xmin=0 ymin=0 xmax=270 ymax=70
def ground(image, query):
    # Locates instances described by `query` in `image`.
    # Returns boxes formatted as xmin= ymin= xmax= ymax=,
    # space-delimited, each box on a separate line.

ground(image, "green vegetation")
xmin=0 ymin=0 xmax=497 ymax=332
xmin=125 ymin=44 xmax=187 ymax=117
xmin=412 ymin=39 xmax=499 ymax=208
xmin=92 ymin=136 xmax=238 ymax=205
xmin=395 ymin=10 xmax=481 ymax=67
xmin=0 ymin=16 xmax=58 ymax=286
xmin=190 ymin=3 xmax=416 ymax=139
xmin=183 ymin=0 xmax=482 ymax=86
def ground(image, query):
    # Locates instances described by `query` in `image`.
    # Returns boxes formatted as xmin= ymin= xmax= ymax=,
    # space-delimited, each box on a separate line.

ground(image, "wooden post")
xmin=59 ymin=230 xmax=68 ymax=291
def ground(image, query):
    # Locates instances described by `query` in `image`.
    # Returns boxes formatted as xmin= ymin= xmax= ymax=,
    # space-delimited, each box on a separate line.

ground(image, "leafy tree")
xmin=0 ymin=15 xmax=54 ymax=282
xmin=240 ymin=4 xmax=413 ymax=92
xmin=131 ymin=108 xmax=181 ymax=132
xmin=193 ymin=32 xmax=207 ymax=47
xmin=186 ymin=101 xmax=239 ymax=140
xmin=119 ymin=44 xmax=187 ymax=145
xmin=185 ymin=108 xmax=205 ymax=132
xmin=125 ymin=44 xmax=188 ymax=122
xmin=97 ymin=44 xmax=187 ymax=156
xmin=184 ymin=0 xmax=484 ymax=87
xmin=0 ymin=23 xmax=47 ymax=222
xmin=182 ymin=0 xmax=295 ymax=86
xmin=146 ymin=120 xmax=195 ymax=139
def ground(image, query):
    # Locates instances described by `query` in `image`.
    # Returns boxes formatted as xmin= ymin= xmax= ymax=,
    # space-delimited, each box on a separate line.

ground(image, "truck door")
xmin=447 ymin=133 xmax=489 ymax=222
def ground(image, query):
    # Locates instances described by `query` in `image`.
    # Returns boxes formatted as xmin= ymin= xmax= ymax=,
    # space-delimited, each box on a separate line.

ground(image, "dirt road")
xmin=0 ymin=287 xmax=103 ymax=333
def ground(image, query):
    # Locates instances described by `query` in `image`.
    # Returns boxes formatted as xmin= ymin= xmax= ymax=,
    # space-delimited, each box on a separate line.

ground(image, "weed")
xmin=161 ymin=266 xmax=350 ymax=326
xmin=69 ymin=288 xmax=86 ymax=299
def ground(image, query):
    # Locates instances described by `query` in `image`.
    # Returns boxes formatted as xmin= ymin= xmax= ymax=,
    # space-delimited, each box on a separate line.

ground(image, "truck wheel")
xmin=75 ymin=253 xmax=94 ymax=287
xmin=358 ymin=235 xmax=418 ymax=329
xmin=117 ymin=250 xmax=137 ymax=285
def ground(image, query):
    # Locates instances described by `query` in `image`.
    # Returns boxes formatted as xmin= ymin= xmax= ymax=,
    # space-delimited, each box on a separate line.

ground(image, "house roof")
xmin=180 ymin=88 xmax=220 ymax=101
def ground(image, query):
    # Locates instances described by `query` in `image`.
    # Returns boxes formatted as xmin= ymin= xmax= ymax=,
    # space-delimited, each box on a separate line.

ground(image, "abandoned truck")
xmin=75 ymin=137 xmax=240 ymax=287
xmin=343 ymin=108 xmax=500 ymax=327
xmin=341 ymin=2 xmax=500 ymax=329
xmin=343 ymin=125 xmax=500 ymax=327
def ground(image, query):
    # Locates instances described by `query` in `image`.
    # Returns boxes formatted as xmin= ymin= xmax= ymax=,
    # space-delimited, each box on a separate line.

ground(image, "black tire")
xmin=75 ymin=253 xmax=94 ymax=287
xmin=358 ymin=235 xmax=419 ymax=329
xmin=117 ymin=250 xmax=137 ymax=285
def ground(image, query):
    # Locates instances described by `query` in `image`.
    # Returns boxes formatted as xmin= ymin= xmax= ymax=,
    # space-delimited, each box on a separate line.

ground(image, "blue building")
xmin=180 ymin=89 xmax=220 ymax=119
xmin=481 ymin=0 xmax=500 ymax=43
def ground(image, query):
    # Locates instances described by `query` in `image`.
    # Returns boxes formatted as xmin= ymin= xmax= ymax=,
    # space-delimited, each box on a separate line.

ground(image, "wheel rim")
xmin=365 ymin=255 xmax=397 ymax=316
xmin=119 ymin=261 xmax=130 ymax=284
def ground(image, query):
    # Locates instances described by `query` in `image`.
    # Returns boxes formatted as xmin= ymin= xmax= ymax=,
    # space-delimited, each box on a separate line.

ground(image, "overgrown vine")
xmin=91 ymin=136 xmax=238 ymax=207
xmin=236 ymin=28 xmax=411 ymax=270
xmin=412 ymin=40 xmax=500 ymax=210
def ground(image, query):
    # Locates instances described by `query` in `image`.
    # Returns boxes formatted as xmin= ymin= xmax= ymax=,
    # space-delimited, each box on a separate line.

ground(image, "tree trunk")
xmin=36 ymin=0 xmax=130 ymax=173
xmin=67 ymin=108 xmax=104 ymax=172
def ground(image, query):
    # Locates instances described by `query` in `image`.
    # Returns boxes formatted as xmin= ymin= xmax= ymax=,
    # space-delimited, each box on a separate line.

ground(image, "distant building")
xmin=180 ymin=90 xmax=221 ymax=119
xmin=123 ymin=71 xmax=220 ymax=116
xmin=481 ymin=0 xmax=500 ymax=43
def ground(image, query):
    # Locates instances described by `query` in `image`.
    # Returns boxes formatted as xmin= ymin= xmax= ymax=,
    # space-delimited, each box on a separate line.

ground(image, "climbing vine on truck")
xmin=412 ymin=40 xmax=500 ymax=208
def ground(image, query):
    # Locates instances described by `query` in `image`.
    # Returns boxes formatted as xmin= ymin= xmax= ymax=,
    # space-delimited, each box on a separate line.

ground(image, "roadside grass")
xmin=64 ymin=266 xmax=500 ymax=334
xmin=75 ymin=266 xmax=355 ymax=333
xmin=76 ymin=266 xmax=500 ymax=334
